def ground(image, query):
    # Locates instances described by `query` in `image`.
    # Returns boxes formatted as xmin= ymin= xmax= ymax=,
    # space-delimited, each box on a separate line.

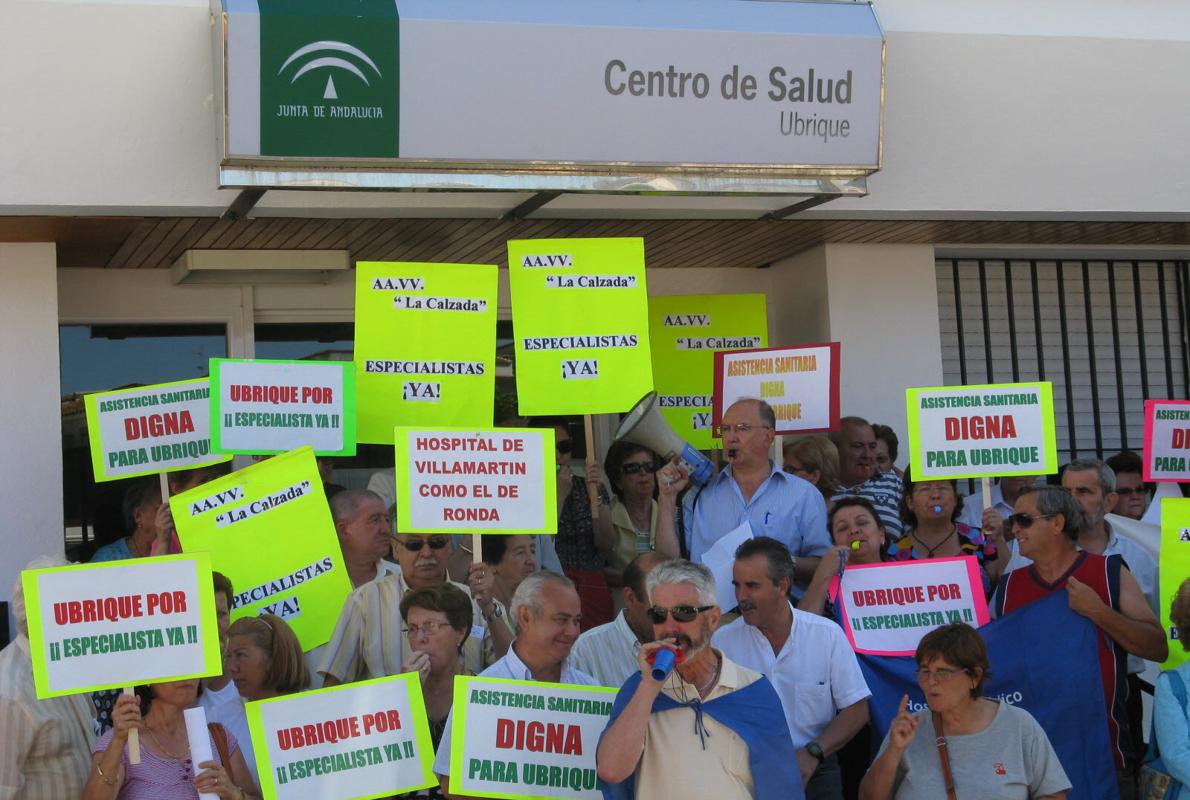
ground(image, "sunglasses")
xmin=1116 ymin=487 xmax=1146 ymax=497
xmin=555 ymin=439 xmax=574 ymax=455
xmin=1007 ymin=512 xmax=1058 ymax=529
xmin=646 ymin=604 xmax=714 ymax=624
xmin=621 ymin=462 xmax=657 ymax=476
xmin=395 ymin=537 xmax=450 ymax=552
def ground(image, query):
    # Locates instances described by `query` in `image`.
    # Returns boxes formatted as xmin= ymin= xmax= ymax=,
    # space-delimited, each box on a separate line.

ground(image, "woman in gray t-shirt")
xmin=860 ymin=622 xmax=1070 ymax=800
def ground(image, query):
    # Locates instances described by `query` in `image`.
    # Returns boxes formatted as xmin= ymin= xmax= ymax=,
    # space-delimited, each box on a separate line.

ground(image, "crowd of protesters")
xmin=2 ymin=399 xmax=1185 ymax=800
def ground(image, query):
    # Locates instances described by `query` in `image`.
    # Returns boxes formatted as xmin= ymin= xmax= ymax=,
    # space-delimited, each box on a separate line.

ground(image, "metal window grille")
xmin=936 ymin=258 xmax=1190 ymax=465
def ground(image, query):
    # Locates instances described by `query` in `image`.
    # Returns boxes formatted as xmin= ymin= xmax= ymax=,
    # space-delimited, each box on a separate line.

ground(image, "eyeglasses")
xmin=713 ymin=423 xmax=771 ymax=436
xmin=395 ymin=537 xmax=450 ymax=552
xmin=621 ymin=462 xmax=657 ymax=476
xmin=646 ymin=604 xmax=714 ymax=624
xmin=555 ymin=439 xmax=574 ymax=455
xmin=912 ymin=483 xmax=954 ymax=495
xmin=402 ymin=621 xmax=452 ymax=637
xmin=1007 ymin=512 xmax=1058 ymax=529
xmin=916 ymin=666 xmax=970 ymax=683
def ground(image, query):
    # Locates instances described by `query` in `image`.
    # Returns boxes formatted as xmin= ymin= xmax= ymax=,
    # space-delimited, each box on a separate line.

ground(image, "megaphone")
xmin=613 ymin=392 xmax=714 ymax=486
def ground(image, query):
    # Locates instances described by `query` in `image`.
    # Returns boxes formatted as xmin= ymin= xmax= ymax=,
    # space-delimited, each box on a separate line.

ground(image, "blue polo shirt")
xmin=682 ymin=461 xmax=830 ymax=574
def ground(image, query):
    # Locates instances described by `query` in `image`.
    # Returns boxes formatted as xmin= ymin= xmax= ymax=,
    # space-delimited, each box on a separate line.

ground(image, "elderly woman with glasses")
xmin=860 ymin=623 xmax=1070 ymax=800
xmin=396 ymin=584 xmax=474 ymax=799
xmin=888 ymin=467 xmax=1003 ymax=594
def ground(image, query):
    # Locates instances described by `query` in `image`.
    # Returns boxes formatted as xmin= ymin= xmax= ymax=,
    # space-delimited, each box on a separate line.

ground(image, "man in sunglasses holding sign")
xmin=661 ymin=399 xmax=829 ymax=598
xmin=992 ymin=485 xmax=1167 ymax=800
xmin=318 ymin=492 xmax=514 ymax=686
xmin=597 ymin=560 xmax=802 ymax=800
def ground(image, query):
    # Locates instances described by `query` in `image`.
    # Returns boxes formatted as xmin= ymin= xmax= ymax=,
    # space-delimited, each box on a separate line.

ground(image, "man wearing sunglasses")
xmin=664 ymin=399 xmax=829 ymax=598
xmin=318 ymin=496 xmax=514 ymax=687
xmin=597 ymin=560 xmax=802 ymax=800
xmin=993 ymin=485 xmax=1167 ymax=798
xmin=713 ymin=537 xmax=869 ymax=800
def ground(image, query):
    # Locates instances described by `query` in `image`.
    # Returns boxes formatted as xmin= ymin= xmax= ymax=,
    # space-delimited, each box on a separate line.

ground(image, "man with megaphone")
xmin=656 ymin=398 xmax=831 ymax=598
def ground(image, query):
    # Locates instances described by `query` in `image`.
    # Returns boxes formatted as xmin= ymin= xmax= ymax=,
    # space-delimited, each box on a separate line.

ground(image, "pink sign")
xmin=831 ymin=556 xmax=990 ymax=656
xmin=1143 ymin=399 xmax=1190 ymax=482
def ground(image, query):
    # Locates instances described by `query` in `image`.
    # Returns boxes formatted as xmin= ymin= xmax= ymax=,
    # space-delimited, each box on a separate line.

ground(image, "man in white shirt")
xmin=433 ymin=571 xmax=597 ymax=795
xmin=570 ymin=551 xmax=669 ymax=688
xmin=713 ymin=537 xmax=870 ymax=800
xmin=958 ymin=475 xmax=1038 ymax=530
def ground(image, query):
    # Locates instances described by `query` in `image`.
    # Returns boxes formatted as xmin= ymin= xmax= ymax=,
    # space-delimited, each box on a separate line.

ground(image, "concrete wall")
xmin=824 ymin=244 xmax=943 ymax=447
xmin=2 ymin=0 xmax=1189 ymax=218
xmin=0 ymin=244 xmax=63 ymax=633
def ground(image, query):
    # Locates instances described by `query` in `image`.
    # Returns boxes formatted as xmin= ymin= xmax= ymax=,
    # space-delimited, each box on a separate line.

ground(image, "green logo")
xmin=260 ymin=0 xmax=399 ymax=158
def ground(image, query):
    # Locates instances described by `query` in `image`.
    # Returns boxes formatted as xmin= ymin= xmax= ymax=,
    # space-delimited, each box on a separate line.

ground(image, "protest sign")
xmin=172 ymin=446 xmax=351 ymax=650
xmin=395 ymin=427 xmax=556 ymax=534
xmin=246 ymin=674 xmax=436 ymax=800
xmin=1160 ymin=498 xmax=1190 ymax=669
xmin=210 ymin=358 xmax=355 ymax=456
xmin=1144 ymin=400 xmax=1190 ymax=481
xmin=857 ymin=591 xmax=1117 ymax=800
xmin=712 ymin=342 xmax=840 ymax=435
xmin=355 ymin=261 xmax=498 ymax=443
xmin=449 ymin=676 xmax=616 ymax=800
xmin=905 ymin=382 xmax=1058 ymax=480
xmin=648 ymin=294 xmax=768 ymax=449
xmin=507 ymin=238 xmax=652 ymax=415
xmin=21 ymin=554 xmax=221 ymax=699
xmin=84 ymin=378 xmax=230 ymax=481
xmin=833 ymin=557 xmax=989 ymax=655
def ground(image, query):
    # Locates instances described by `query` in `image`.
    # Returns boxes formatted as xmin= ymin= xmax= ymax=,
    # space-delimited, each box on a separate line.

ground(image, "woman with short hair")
xmin=783 ymin=435 xmax=841 ymax=506
xmin=861 ymin=622 xmax=1070 ymax=799
xmin=396 ymin=583 xmax=475 ymax=799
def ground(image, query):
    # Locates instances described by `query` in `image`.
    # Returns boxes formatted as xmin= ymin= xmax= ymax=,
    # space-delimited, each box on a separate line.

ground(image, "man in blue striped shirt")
xmin=829 ymin=416 xmax=904 ymax=541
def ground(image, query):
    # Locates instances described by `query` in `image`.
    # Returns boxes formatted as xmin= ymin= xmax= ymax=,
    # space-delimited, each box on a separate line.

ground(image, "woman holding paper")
xmin=888 ymin=468 xmax=1005 ymax=594
xmin=207 ymin=615 xmax=310 ymax=790
xmin=860 ymin=622 xmax=1070 ymax=799
xmin=83 ymin=680 xmax=258 ymax=800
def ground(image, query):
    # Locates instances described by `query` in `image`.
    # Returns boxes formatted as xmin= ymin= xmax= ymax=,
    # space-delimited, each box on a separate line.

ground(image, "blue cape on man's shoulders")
xmin=598 ymin=670 xmax=804 ymax=800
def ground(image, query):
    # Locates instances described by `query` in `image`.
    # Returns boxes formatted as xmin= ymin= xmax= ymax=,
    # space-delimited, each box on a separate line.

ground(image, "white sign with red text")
xmin=712 ymin=342 xmax=840 ymax=435
xmin=833 ymin=557 xmax=990 ymax=656
xmin=395 ymin=427 xmax=557 ymax=534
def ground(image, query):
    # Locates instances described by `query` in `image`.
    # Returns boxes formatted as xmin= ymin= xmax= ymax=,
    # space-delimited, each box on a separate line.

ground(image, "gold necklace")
xmin=144 ymin=723 xmax=190 ymax=761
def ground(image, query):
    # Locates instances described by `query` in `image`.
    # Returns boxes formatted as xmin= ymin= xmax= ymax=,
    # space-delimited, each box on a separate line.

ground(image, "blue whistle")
xmin=650 ymin=648 xmax=677 ymax=681
xmin=932 ymin=504 xmax=943 ymax=514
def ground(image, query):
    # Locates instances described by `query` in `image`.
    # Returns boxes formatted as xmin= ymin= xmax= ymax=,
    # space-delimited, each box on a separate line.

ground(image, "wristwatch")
xmin=805 ymin=741 xmax=825 ymax=765
xmin=483 ymin=603 xmax=504 ymax=623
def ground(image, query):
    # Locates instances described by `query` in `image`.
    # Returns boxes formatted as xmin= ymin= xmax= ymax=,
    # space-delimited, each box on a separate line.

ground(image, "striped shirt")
xmin=318 ymin=569 xmax=496 ymax=683
xmin=832 ymin=470 xmax=905 ymax=539
xmin=0 ymin=635 xmax=96 ymax=799
xmin=569 ymin=610 xmax=642 ymax=689
xmin=94 ymin=724 xmax=240 ymax=800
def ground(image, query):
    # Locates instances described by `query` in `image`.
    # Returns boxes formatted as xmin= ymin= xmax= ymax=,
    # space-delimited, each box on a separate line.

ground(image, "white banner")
xmin=247 ymin=675 xmax=436 ymax=800
xmin=833 ymin=558 xmax=990 ymax=656
xmin=395 ymin=428 xmax=556 ymax=534
xmin=450 ymin=677 xmax=616 ymax=800
xmin=713 ymin=343 xmax=839 ymax=435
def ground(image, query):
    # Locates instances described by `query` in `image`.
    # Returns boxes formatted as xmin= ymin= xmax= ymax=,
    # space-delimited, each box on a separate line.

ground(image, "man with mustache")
xmin=433 ymin=571 xmax=597 ymax=796
xmin=659 ymin=398 xmax=828 ymax=598
xmin=713 ymin=537 xmax=870 ymax=800
xmin=597 ymin=560 xmax=802 ymax=800
xmin=318 ymin=496 xmax=513 ymax=687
